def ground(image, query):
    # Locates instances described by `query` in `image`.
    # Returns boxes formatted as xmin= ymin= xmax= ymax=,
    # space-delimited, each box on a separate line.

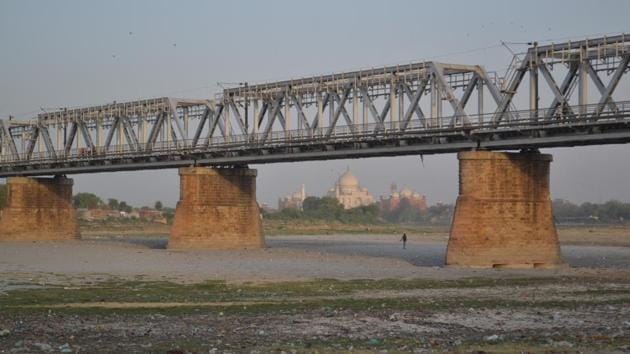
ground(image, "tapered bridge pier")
xmin=446 ymin=151 xmax=564 ymax=268
xmin=0 ymin=176 xmax=79 ymax=241
xmin=168 ymin=167 xmax=265 ymax=250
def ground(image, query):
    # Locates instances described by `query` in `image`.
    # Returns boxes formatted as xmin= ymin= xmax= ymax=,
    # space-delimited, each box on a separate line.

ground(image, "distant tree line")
xmin=381 ymin=198 xmax=454 ymax=224
xmin=265 ymin=196 xmax=451 ymax=225
xmin=552 ymin=199 xmax=630 ymax=223
xmin=266 ymin=196 xmax=630 ymax=225
xmin=264 ymin=196 xmax=380 ymax=224
xmin=71 ymin=192 xmax=166 ymax=214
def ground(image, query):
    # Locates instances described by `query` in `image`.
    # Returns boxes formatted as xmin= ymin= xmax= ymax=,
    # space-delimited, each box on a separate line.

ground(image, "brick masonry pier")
xmin=169 ymin=167 xmax=265 ymax=250
xmin=446 ymin=151 xmax=564 ymax=268
xmin=0 ymin=176 xmax=79 ymax=241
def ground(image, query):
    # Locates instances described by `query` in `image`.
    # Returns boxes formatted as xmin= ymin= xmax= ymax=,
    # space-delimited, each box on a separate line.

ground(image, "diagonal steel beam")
xmin=64 ymin=122 xmax=78 ymax=156
xmin=261 ymin=97 xmax=283 ymax=144
xmin=169 ymin=120 xmax=179 ymax=145
xmin=587 ymin=62 xmax=619 ymax=113
xmin=206 ymin=104 xmax=225 ymax=145
xmin=192 ymin=106 xmax=211 ymax=147
xmin=360 ymin=86 xmax=386 ymax=131
xmin=377 ymin=99 xmax=391 ymax=132
xmin=475 ymin=67 xmax=506 ymax=108
xmin=120 ymin=116 xmax=139 ymax=151
xmin=25 ymin=126 xmax=39 ymax=159
xmin=168 ymin=99 xmax=187 ymax=142
xmin=256 ymin=101 xmax=269 ymax=129
xmin=326 ymin=86 xmax=355 ymax=137
xmin=292 ymin=95 xmax=312 ymax=131
xmin=592 ymin=54 xmax=630 ymax=119
xmin=275 ymin=109 xmax=287 ymax=131
xmin=459 ymin=74 xmax=479 ymax=108
xmin=144 ymin=114 xmax=163 ymax=151
xmin=539 ymin=60 xmax=578 ymax=119
xmin=401 ymin=80 xmax=427 ymax=130
xmin=228 ymin=99 xmax=248 ymax=135
xmin=38 ymin=123 xmax=57 ymax=158
xmin=493 ymin=52 xmax=531 ymax=126
xmin=311 ymin=93 xmax=329 ymax=130
xmin=430 ymin=62 xmax=470 ymax=127
xmin=0 ymin=120 xmax=18 ymax=160
xmin=78 ymin=121 xmax=95 ymax=150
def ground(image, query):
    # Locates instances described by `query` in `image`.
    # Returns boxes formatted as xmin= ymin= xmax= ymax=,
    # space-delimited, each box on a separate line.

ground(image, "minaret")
xmin=300 ymin=184 xmax=306 ymax=200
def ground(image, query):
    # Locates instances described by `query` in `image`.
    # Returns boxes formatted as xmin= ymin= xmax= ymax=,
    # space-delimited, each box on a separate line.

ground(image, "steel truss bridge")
xmin=0 ymin=34 xmax=629 ymax=177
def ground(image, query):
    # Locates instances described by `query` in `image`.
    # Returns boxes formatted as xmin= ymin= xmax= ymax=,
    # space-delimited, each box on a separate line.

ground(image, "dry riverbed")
xmin=0 ymin=276 xmax=629 ymax=353
xmin=0 ymin=228 xmax=629 ymax=352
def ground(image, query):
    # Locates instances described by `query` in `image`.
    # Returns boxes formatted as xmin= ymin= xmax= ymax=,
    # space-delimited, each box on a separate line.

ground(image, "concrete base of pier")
xmin=0 ymin=176 xmax=80 ymax=241
xmin=446 ymin=151 xmax=564 ymax=268
xmin=168 ymin=167 xmax=265 ymax=250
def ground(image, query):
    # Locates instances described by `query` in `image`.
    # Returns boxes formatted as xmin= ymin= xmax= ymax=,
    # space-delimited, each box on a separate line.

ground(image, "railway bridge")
xmin=1 ymin=35 xmax=629 ymax=267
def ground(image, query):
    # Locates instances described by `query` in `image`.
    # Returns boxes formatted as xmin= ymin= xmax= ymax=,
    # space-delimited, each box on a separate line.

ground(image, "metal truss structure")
xmin=0 ymin=34 xmax=629 ymax=177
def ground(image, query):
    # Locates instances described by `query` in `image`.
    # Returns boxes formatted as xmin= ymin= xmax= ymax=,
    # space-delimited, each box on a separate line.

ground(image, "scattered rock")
xmin=550 ymin=340 xmax=574 ymax=348
xmin=32 ymin=342 xmax=52 ymax=351
xmin=59 ymin=343 xmax=73 ymax=353
xmin=368 ymin=338 xmax=380 ymax=345
xmin=483 ymin=334 xmax=499 ymax=342
xmin=0 ymin=329 xmax=10 ymax=337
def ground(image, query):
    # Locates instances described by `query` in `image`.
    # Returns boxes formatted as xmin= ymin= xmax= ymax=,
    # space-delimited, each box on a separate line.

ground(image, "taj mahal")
xmin=326 ymin=168 xmax=375 ymax=209
xmin=278 ymin=168 xmax=426 ymax=211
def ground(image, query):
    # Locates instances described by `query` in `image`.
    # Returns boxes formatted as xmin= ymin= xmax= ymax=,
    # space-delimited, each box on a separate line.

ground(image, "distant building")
xmin=77 ymin=207 xmax=165 ymax=223
xmin=278 ymin=184 xmax=307 ymax=210
xmin=139 ymin=209 xmax=163 ymax=221
xmin=259 ymin=202 xmax=276 ymax=213
xmin=77 ymin=208 xmax=120 ymax=221
xmin=380 ymin=183 xmax=428 ymax=212
xmin=327 ymin=168 xmax=375 ymax=209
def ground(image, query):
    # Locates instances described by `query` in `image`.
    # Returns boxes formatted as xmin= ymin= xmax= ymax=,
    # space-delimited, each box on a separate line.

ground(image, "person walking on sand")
xmin=400 ymin=232 xmax=407 ymax=249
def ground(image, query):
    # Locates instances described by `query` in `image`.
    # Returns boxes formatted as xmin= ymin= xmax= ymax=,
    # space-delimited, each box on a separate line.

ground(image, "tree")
xmin=396 ymin=198 xmax=421 ymax=223
xmin=154 ymin=201 xmax=163 ymax=210
xmin=342 ymin=204 xmax=380 ymax=224
xmin=382 ymin=198 xmax=422 ymax=223
xmin=552 ymin=199 xmax=580 ymax=219
xmin=303 ymin=196 xmax=344 ymax=219
xmin=107 ymin=198 xmax=119 ymax=210
xmin=302 ymin=196 xmax=323 ymax=212
xmin=73 ymin=193 xmax=103 ymax=209
xmin=118 ymin=201 xmax=132 ymax=213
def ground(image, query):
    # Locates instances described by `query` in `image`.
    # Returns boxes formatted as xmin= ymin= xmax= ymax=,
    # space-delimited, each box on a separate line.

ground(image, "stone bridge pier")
xmin=168 ymin=167 xmax=265 ymax=250
xmin=446 ymin=151 xmax=564 ymax=268
xmin=0 ymin=176 xmax=80 ymax=241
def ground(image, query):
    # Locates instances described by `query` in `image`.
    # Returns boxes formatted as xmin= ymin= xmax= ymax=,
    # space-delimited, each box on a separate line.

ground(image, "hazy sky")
xmin=1 ymin=0 xmax=629 ymax=207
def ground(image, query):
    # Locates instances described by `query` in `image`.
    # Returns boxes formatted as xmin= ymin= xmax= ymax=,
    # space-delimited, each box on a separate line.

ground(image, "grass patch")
xmin=4 ymin=294 xmax=630 ymax=317
xmin=0 ymin=276 xmax=581 ymax=308
xmin=2 ymin=276 xmax=629 ymax=316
